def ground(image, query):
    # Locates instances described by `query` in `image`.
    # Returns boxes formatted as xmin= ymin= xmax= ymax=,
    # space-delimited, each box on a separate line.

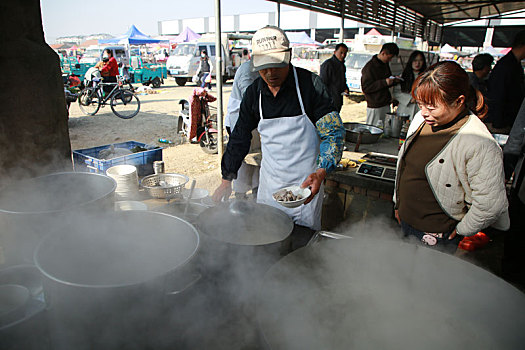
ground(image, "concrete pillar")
xmin=0 ymin=0 xmax=72 ymax=186
xmin=484 ymin=27 xmax=495 ymax=48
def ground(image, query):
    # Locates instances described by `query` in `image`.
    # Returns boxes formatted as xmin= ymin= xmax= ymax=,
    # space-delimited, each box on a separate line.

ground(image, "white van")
xmin=166 ymin=34 xmax=251 ymax=86
xmin=345 ymin=50 xmax=439 ymax=92
xmin=100 ymin=46 xmax=130 ymax=67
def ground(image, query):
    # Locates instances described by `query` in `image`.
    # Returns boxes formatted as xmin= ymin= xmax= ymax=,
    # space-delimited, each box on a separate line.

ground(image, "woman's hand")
xmin=212 ymin=179 xmax=232 ymax=203
xmin=448 ymin=229 xmax=457 ymax=240
xmin=301 ymin=168 xmax=326 ymax=205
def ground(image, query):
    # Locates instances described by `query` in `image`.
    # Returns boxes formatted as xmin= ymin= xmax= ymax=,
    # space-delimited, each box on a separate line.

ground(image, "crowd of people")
xmin=209 ymin=25 xmax=525 ymax=284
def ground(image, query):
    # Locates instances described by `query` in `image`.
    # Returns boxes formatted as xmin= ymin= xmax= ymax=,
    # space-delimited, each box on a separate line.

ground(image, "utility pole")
xmin=215 ymin=0 xmax=224 ymax=158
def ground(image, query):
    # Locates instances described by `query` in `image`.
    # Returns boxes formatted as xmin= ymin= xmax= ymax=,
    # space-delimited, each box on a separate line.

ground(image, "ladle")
xmin=183 ymin=179 xmax=196 ymax=217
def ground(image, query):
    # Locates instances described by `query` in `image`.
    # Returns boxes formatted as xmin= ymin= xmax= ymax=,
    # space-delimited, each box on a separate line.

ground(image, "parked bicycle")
xmin=78 ymin=68 xmax=140 ymax=119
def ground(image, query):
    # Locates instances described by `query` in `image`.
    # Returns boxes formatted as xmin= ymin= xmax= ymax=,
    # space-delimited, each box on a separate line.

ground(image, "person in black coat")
xmin=485 ymin=30 xmax=525 ymax=133
xmin=320 ymin=43 xmax=349 ymax=113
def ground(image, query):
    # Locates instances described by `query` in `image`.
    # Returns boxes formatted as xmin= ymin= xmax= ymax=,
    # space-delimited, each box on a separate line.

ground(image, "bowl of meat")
xmin=273 ymin=186 xmax=311 ymax=208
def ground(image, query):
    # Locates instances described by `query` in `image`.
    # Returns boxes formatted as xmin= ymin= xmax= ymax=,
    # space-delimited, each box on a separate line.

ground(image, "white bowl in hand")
xmin=273 ymin=186 xmax=311 ymax=208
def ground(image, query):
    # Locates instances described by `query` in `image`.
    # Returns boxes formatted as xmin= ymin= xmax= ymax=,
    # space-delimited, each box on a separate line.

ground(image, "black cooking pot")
xmin=256 ymin=238 xmax=525 ymax=350
xmin=0 ymin=172 xmax=116 ymax=265
xmin=196 ymin=201 xmax=293 ymax=268
xmin=34 ymin=210 xmax=200 ymax=350
xmin=195 ymin=201 xmax=293 ymax=304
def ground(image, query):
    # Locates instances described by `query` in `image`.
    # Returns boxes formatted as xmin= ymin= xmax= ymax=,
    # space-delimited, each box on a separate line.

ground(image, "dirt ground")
xmin=68 ymin=78 xmax=367 ymax=193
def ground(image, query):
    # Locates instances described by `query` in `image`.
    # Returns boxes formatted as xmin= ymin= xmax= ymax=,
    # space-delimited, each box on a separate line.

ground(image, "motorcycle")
xmin=177 ymin=89 xmax=221 ymax=154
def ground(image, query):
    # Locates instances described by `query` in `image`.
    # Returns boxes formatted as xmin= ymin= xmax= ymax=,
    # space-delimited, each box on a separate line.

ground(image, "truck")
xmin=128 ymin=56 xmax=167 ymax=88
xmin=166 ymin=33 xmax=251 ymax=86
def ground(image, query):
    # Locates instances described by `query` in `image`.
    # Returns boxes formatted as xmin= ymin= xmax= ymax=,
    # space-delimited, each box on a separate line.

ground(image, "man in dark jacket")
xmin=485 ymin=30 xmax=525 ymax=134
xmin=468 ymin=53 xmax=493 ymax=97
xmin=320 ymin=43 xmax=349 ymax=113
xmin=361 ymin=43 xmax=400 ymax=126
xmin=502 ymin=98 xmax=525 ymax=284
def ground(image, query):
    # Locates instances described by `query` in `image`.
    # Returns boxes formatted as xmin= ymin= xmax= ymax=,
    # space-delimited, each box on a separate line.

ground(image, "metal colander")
xmin=140 ymin=173 xmax=189 ymax=199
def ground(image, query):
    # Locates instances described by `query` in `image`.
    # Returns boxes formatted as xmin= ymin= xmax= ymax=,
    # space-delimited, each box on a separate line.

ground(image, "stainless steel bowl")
xmin=343 ymin=123 xmax=383 ymax=144
xmin=140 ymin=173 xmax=189 ymax=199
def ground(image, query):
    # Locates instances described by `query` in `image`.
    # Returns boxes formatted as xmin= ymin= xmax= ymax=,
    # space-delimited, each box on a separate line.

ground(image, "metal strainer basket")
xmin=140 ymin=173 xmax=189 ymax=199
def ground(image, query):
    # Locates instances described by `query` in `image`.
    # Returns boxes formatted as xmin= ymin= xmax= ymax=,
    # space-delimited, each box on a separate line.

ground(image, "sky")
xmin=40 ymin=0 xmax=287 ymax=43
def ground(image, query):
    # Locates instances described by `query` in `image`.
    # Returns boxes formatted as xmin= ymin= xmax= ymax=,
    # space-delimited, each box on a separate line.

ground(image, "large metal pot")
xmin=196 ymin=201 xmax=293 ymax=301
xmin=256 ymin=238 xmax=525 ymax=350
xmin=0 ymin=172 xmax=116 ymax=265
xmin=343 ymin=123 xmax=383 ymax=144
xmin=34 ymin=211 xmax=200 ymax=350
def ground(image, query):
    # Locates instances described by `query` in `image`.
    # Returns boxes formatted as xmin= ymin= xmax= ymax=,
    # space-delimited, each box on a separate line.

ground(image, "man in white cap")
xmin=213 ymin=26 xmax=345 ymax=250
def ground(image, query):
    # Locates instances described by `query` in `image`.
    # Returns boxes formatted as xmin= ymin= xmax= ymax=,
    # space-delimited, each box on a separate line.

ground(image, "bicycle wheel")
xmin=78 ymin=88 xmax=101 ymax=116
xmin=199 ymin=132 xmax=218 ymax=154
xmin=110 ymin=90 xmax=140 ymax=119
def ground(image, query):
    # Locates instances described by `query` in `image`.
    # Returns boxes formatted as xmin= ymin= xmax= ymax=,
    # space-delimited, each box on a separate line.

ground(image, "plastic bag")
xmin=191 ymin=74 xmax=200 ymax=84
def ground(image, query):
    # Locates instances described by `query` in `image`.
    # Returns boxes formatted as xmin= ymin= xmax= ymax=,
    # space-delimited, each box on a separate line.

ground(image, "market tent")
xmin=479 ymin=46 xmax=504 ymax=57
xmin=500 ymin=47 xmax=511 ymax=55
xmin=365 ymin=28 xmax=382 ymax=36
xmin=173 ymin=27 xmax=201 ymax=43
xmin=285 ymin=31 xmax=321 ymax=46
xmin=98 ymin=25 xmax=161 ymax=45
xmin=440 ymin=43 xmax=459 ymax=54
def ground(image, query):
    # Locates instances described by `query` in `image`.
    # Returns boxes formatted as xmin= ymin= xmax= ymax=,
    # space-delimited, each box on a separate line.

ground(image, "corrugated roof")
xmin=267 ymin=0 xmax=525 ymax=42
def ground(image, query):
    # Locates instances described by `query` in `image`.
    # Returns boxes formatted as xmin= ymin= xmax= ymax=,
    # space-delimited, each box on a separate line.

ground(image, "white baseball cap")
xmin=251 ymin=26 xmax=291 ymax=71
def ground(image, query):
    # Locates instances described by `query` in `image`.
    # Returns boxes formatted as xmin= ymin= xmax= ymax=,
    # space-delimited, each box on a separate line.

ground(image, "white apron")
xmin=257 ymin=66 xmax=324 ymax=230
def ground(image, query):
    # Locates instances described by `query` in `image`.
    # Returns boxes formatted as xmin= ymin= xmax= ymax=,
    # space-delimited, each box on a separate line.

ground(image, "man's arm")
xmin=301 ymin=111 xmax=345 ymax=204
xmin=221 ymin=85 xmax=259 ymax=180
xmin=315 ymin=111 xmax=345 ymax=174
xmin=319 ymin=60 xmax=331 ymax=86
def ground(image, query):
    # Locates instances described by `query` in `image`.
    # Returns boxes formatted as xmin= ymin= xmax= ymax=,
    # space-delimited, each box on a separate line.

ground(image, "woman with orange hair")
xmin=394 ymin=61 xmax=509 ymax=252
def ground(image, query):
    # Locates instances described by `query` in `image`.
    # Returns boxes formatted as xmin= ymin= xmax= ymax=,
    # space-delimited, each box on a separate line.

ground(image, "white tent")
xmin=478 ymin=46 xmax=504 ymax=57
xmin=440 ymin=43 xmax=459 ymax=54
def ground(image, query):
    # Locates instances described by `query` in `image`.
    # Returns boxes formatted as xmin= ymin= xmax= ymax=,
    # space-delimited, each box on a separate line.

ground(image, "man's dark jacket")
xmin=320 ymin=55 xmax=348 ymax=112
xmin=486 ymin=51 xmax=525 ymax=129
xmin=361 ymin=55 xmax=392 ymax=108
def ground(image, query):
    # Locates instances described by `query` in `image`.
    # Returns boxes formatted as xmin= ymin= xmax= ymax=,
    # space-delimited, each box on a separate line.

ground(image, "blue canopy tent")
xmin=98 ymin=25 xmax=162 ymax=45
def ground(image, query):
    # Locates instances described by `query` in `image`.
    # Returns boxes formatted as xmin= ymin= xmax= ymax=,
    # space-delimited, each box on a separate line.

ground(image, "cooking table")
xmin=322 ymin=137 xmax=399 ymax=230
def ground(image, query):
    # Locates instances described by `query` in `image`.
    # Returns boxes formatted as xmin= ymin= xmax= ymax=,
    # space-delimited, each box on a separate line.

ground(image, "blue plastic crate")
xmin=73 ymin=141 xmax=163 ymax=176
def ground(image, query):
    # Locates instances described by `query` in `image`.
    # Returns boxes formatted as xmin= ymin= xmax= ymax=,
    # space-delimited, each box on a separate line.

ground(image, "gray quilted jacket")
xmin=394 ymin=112 xmax=510 ymax=236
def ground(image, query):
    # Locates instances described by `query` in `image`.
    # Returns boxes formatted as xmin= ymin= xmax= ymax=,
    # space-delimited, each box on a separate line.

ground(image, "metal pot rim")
xmin=0 ymin=172 xmax=117 ymax=215
xmin=33 ymin=211 xmax=200 ymax=289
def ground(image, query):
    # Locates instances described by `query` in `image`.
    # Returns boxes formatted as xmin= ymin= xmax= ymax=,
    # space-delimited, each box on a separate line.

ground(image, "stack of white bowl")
xmin=106 ymin=165 xmax=139 ymax=198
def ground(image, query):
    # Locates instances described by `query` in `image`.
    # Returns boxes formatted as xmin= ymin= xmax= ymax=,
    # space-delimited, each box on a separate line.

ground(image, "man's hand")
xmin=386 ymin=77 xmax=395 ymax=86
xmin=212 ymin=179 xmax=232 ymax=203
xmin=300 ymin=168 xmax=326 ymax=205
xmin=448 ymin=229 xmax=457 ymax=240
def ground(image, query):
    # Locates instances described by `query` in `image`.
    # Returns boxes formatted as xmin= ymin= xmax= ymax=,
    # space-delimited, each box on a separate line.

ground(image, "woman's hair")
xmin=400 ymin=50 xmax=426 ymax=93
xmin=411 ymin=60 xmax=487 ymax=119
